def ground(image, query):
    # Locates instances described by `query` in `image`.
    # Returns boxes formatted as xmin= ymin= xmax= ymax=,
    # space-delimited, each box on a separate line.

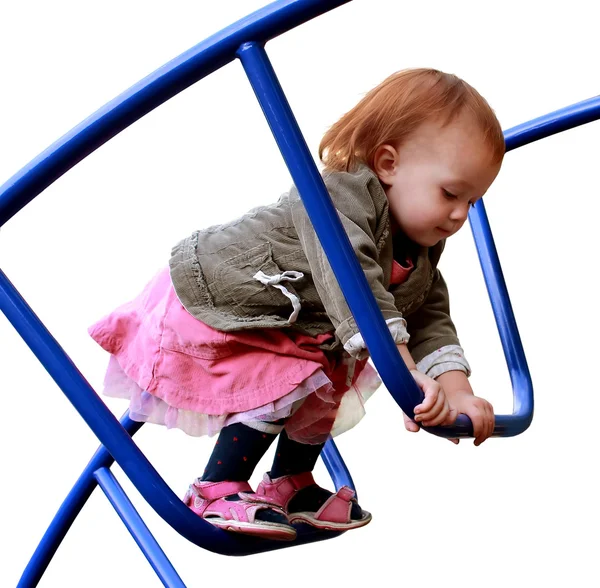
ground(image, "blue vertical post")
xmin=236 ymin=41 xmax=424 ymax=421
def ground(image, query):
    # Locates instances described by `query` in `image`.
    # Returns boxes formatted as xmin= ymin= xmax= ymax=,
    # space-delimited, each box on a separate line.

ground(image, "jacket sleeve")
xmin=290 ymin=169 xmax=405 ymax=354
xmin=405 ymin=268 xmax=470 ymax=376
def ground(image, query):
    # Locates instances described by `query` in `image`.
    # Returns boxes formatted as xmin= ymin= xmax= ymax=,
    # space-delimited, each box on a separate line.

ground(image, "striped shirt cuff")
xmin=416 ymin=344 xmax=471 ymax=379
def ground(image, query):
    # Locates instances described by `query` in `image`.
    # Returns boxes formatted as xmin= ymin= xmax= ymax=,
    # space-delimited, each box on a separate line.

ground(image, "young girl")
xmin=89 ymin=68 xmax=504 ymax=541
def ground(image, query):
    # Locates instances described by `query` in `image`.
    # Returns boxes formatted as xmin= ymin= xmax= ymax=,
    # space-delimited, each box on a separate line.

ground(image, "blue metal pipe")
xmin=0 ymin=267 xmax=267 ymax=555
xmin=0 ymin=0 xmax=350 ymax=228
xmin=237 ymin=41 xmax=426 ymax=421
xmin=504 ymin=94 xmax=600 ymax=152
xmin=94 ymin=468 xmax=186 ymax=588
xmin=322 ymin=439 xmax=356 ymax=495
xmin=17 ymin=415 xmax=142 ymax=588
xmin=470 ymin=202 xmax=533 ymax=421
xmin=426 ymin=188 xmax=538 ymax=439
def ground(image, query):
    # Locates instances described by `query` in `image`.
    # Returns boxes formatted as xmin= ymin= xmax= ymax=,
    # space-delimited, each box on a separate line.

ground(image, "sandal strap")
xmin=185 ymin=480 xmax=288 ymax=524
xmin=204 ymin=499 xmax=283 ymax=524
xmin=191 ymin=480 xmax=253 ymax=500
xmin=256 ymin=471 xmax=317 ymax=508
xmin=238 ymin=491 xmax=284 ymax=508
xmin=313 ymin=485 xmax=355 ymax=524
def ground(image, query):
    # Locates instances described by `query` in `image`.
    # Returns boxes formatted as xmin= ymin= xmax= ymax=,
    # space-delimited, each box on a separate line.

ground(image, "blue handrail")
xmin=0 ymin=0 xmax=350 ymax=227
xmin=504 ymin=95 xmax=600 ymax=151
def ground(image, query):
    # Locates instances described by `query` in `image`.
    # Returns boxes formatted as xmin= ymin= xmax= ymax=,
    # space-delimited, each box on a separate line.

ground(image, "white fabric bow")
xmin=253 ymin=270 xmax=304 ymax=323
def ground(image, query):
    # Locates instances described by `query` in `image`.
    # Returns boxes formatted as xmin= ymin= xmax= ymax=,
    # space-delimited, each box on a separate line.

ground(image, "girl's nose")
xmin=449 ymin=202 xmax=469 ymax=222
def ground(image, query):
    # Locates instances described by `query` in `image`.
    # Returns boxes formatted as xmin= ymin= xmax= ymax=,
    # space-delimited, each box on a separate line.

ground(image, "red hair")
xmin=319 ymin=68 xmax=504 ymax=172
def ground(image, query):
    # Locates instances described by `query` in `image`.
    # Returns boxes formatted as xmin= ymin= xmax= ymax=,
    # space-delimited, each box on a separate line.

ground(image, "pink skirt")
xmin=89 ymin=267 xmax=380 ymax=443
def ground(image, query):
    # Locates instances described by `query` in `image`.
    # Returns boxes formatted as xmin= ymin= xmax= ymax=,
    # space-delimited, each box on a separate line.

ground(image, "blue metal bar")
xmin=0 ymin=0 xmax=350 ymax=228
xmin=466 ymin=201 xmax=533 ymax=434
xmin=94 ymin=468 xmax=186 ymax=588
xmin=504 ymin=94 xmax=600 ymax=152
xmin=236 ymin=42 xmax=426 ymax=419
xmin=17 ymin=415 xmax=142 ymax=588
xmin=0 ymin=267 xmax=295 ymax=555
xmin=322 ymin=439 xmax=356 ymax=494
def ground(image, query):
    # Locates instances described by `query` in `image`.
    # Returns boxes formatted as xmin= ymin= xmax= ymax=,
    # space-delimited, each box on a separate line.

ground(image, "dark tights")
xmin=200 ymin=422 xmax=362 ymax=518
xmin=201 ymin=423 xmax=324 ymax=483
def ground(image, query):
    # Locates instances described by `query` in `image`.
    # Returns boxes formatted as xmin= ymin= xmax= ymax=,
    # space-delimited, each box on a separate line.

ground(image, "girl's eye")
xmin=442 ymin=189 xmax=457 ymax=200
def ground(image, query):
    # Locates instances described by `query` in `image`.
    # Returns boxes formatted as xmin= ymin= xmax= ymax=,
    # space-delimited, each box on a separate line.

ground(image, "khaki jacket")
xmin=169 ymin=165 xmax=460 ymax=364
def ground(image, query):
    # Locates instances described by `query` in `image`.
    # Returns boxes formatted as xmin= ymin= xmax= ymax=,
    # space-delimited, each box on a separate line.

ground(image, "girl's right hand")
xmin=402 ymin=369 xmax=458 ymax=431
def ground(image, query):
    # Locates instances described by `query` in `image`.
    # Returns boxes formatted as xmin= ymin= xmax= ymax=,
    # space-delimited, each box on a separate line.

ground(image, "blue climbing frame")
xmin=1 ymin=0 xmax=598 ymax=584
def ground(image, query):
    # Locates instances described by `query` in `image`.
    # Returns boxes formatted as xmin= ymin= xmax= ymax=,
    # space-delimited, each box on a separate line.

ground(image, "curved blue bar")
xmin=321 ymin=439 xmax=356 ymax=494
xmin=0 ymin=0 xmax=350 ymax=227
xmin=470 ymin=201 xmax=533 ymax=423
xmin=427 ymin=94 xmax=600 ymax=437
xmin=504 ymin=94 xmax=600 ymax=152
xmin=236 ymin=42 xmax=477 ymax=438
xmin=434 ymin=95 xmax=600 ymax=437
xmin=428 ymin=199 xmax=535 ymax=438
xmin=95 ymin=468 xmax=186 ymax=588
xmin=237 ymin=41 xmax=424 ymax=422
xmin=18 ymin=415 xmax=142 ymax=587
xmin=0 ymin=268 xmax=237 ymax=554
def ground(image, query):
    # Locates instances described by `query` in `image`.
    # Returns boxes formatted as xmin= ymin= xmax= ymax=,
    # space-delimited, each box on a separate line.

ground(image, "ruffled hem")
xmin=102 ymin=355 xmax=381 ymax=441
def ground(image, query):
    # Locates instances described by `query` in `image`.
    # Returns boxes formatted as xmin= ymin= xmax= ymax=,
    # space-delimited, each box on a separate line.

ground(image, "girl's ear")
xmin=373 ymin=144 xmax=399 ymax=185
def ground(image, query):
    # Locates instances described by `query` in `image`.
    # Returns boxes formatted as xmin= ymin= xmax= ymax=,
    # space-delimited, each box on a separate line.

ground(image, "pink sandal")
xmin=184 ymin=479 xmax=297 ymax=541
xmin=256 ymin=472 xmax=372 ymax=532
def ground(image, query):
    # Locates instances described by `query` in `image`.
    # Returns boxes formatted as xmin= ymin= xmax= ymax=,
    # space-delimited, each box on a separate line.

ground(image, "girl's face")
xmin=375 ymin=112 xmax=502 ymax=247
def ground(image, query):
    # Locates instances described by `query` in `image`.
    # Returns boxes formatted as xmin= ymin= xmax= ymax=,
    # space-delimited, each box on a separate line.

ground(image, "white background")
xmin=1 ymin=1 xmax=598 ymax=586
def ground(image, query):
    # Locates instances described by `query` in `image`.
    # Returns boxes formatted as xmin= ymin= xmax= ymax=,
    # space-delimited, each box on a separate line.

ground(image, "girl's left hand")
xmin=446 ymin=390 xmax=495 ymax=446
xmin=403 ymin=390 xmax=495 ymax=447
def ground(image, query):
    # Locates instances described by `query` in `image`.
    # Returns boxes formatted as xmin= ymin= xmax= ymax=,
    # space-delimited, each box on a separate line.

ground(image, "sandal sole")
xmin=288 ymin=510 xmax=372 ymax=531
xmin=207 ymin=518 xmax=297 ymax=541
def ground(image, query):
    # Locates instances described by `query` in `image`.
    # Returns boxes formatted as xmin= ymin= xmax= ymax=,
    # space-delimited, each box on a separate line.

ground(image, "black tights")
xmin=199 ymin=421 xmax=363 ymax=519
xmin=201 ymin=422 xmax=324 ymax=483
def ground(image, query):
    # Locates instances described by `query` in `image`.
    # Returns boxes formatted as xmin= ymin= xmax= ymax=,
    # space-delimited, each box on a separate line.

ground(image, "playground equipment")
xmin=4 ymin=0 xmax=597 ymax=585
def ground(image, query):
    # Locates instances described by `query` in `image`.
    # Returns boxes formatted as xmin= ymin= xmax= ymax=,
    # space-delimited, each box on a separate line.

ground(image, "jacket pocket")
xmin=213 ymin=242 xmax=303 ymax=322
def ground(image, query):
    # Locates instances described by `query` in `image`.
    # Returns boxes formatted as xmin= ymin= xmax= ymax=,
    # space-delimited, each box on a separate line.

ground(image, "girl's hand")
xmin=446 ymin=390 xmax=495 ymax=446
xmin=403 ymin=369 xmax=458 ymax=431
